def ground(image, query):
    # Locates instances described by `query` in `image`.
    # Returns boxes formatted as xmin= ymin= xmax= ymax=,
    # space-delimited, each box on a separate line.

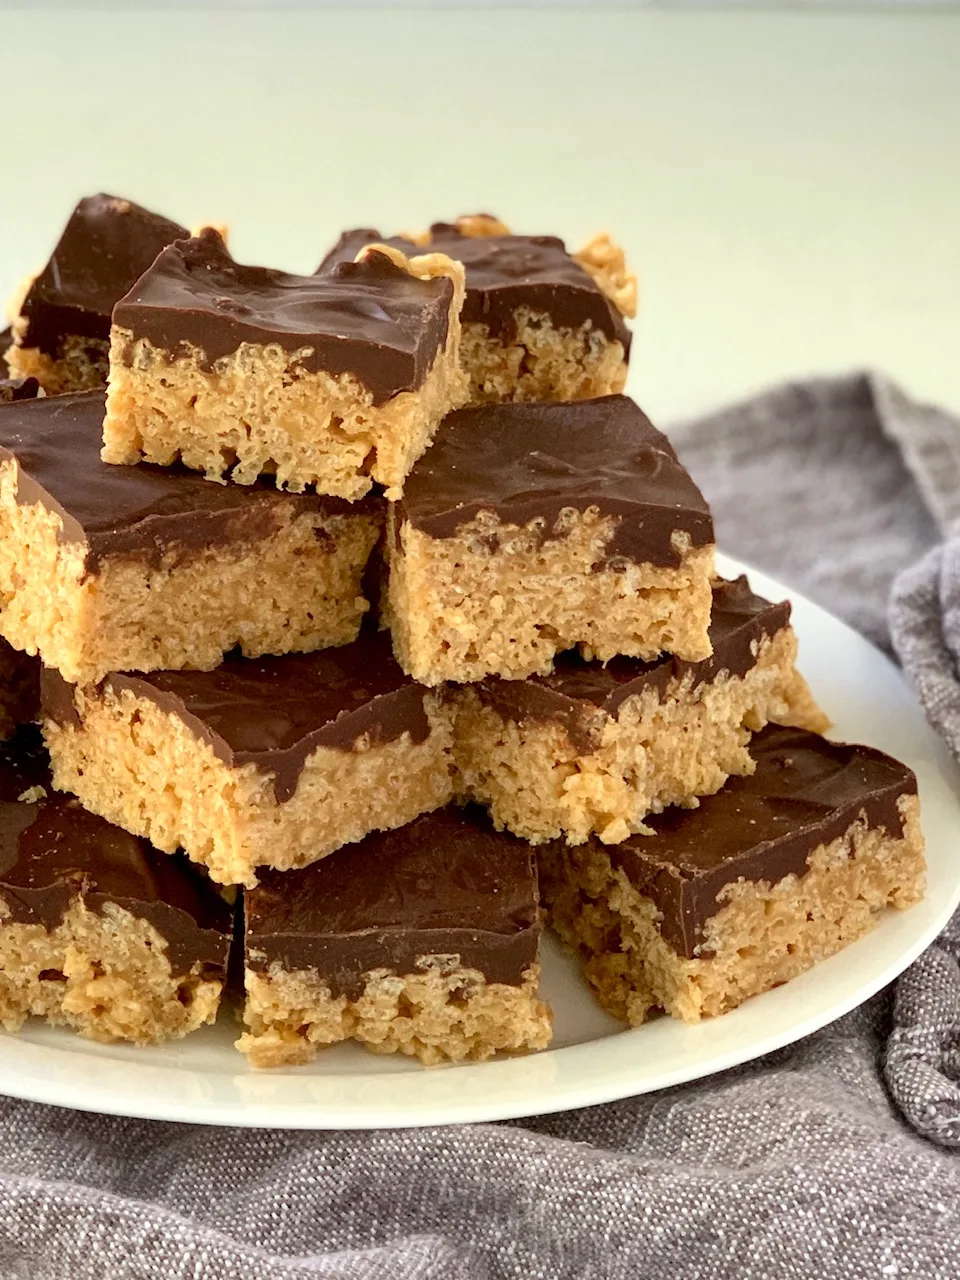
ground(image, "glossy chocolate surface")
xmin=596 ymin=726 xmax=917 ymax=957
xmin=479 ymin=577 xmax=789 ymax=753
xmin=245 ymin=804 xmax=541 ymax=999
xmin=0 ymin=727 xmax=232 ymax=972
xmin=0 ymin=377 xmax=41 ymax=403
xmin=0 ymin=390 xmax=364 ymax=573
xmin=18 ymin=194 xmax=188 ymax=355
xmin=318 ymin=222 xmax=630 ymax=350
xmin=397 ymin=395 xmax=713 ymax=568
xmin=43 ymin=630 xmax=431 ymax=804
xmin=114 ymin=230 xmax=453 ymax=405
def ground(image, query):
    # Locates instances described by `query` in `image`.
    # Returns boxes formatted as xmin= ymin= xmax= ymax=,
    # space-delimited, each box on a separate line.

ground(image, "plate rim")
xmin=0 ymin=551 xmax=956 ymax=1129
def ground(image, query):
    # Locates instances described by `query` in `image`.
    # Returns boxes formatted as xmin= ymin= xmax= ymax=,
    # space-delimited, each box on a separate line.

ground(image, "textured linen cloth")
xmin=2 ymin=373 xmax=960 ymax=1280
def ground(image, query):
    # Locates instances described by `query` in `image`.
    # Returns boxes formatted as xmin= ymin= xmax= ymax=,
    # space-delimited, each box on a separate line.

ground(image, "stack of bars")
xmin=0 ymin=195 xmax=927 ymax=1068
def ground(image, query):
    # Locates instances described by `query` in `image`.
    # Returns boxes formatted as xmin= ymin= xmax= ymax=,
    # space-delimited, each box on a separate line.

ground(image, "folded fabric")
xmin=887 ymin=533 xmax=960 ymax=1146
xmin=683 ymin=372 xmax=960 ymax=1155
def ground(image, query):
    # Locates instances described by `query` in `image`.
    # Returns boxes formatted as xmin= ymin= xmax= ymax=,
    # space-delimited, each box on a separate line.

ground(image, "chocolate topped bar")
xmin=0 ymin=727 xmax=231 ymax=972
xmin=479 ymin=577 xmax=790 ymax=752
xmin=0 ymin=376 xmax=40 ymax=403
xmin=398 ymin=395 xmax=713 ymax=568
xmin=0 ymin=389 xmax=358 ymax=572
xmin=602 ymin=725 xmax=917 ymax=957
xmin=319 ymin=223 xmax=630 ymax=350
xmin=42 ymin=628 xmax=431 ymax=804
xmin=245 ymin=805 xmax=541 ymax=999
xmin=114 ymin=230 xmax=454 ymax=405
xmin=17 ymin=194 xmax=188 ymax=356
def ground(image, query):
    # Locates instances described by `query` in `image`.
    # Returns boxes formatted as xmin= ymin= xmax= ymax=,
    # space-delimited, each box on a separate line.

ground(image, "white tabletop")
xmin=3 ymin=6 xmax=958 ymax=425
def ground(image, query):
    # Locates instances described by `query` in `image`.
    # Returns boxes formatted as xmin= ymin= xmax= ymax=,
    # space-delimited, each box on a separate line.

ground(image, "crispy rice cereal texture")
xmin=460 ymin=310 xmax=629 ymax=407
xmin=0 ymin=459 xmax=380 ymax=685
xmin=43 ymin=684 xmax=457 ymax=887
xmin=572 ymin=233 xmax=639 ymax=320
xmin=237 ymin=959 xmax=552 ymax=1068
xmin=0 ymin=896 xmax=223 ymax=1045
xmin=102 ymin=247 xmax=467 ymax=498
xmin=442 ymin=219 xmax=635 ymax=406
xmin=541 ymin=795 xmax=926 ymax=1026
xmin=388 ymin=507 xmax=715 ymax=685
xmin=6 ymin=334 xmax=110 ymax=395
xmin=454 ymin=626 xmax=830 ymax=845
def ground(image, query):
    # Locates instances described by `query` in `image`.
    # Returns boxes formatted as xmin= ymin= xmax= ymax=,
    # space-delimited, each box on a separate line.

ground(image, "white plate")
xmin=1 ymin=553 xmax=957 ymax=1129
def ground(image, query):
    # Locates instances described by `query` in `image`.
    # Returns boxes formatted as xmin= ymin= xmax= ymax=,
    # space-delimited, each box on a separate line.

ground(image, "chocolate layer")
xmin=0 ymin=377 xmax=41 ymax=403
xmin=397 ymin=396 xmax=713 ymax=568
xmin=0 ymin=727 xmax=232 ymax=972
xmin=589 ymin=725 xmax=917 ymax=958
xmin=0 ymin=390 xmax=369 ymax=573
xmin=0 ymin=642 xmax=40 ymax=742
xmin=114 ymin=230 xmax=453 ymax=405
xmin=318 ymin=222 xmax=631 ymax=351
xmin=478 ymin=577 xmax=789 ymax=753
xmin=245 ymin=804 xmax=541 ymax=998
xmin=18 ymin=194 xmax=188 ymax=356
xmin=42 ymin=629 xmax=432 ymax=805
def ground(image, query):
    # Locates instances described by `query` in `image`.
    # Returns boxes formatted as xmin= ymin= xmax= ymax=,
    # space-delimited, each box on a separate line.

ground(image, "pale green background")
xmin=2 ymin=6 xmax=958 ymax=424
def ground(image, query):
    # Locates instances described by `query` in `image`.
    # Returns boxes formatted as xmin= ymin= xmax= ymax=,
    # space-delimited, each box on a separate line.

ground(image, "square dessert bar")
xmin=238 ymin=805 xmax=551 ymax=1067
xmin=5 ymin=194 xmax=188 ymax=395
xmin=103 ymin=229 xmax=466 ymax=498
xmin=541 ymin=726 xmax=926 ymax=1026
xmin=319 ymin=214 xmax=635 ymax=406
xmin=41 ymin=629 xmax=456 ymax=887
xmin=389 ymin=395 xmax=716 ymax=684
xmin=0 ymin=390 xmax=381 ymax=685
xmin=454 ymin=577 xmax=829 ymax=845
xmin=0 ymin=727 xmax=232 ymax=1045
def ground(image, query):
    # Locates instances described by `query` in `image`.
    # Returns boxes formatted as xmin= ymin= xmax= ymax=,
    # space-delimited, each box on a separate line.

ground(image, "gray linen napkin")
xmin=677 ymin=372 xmax=960 ymax=1155
xmin=2 ymin=373 xmax=960 ymax=1280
